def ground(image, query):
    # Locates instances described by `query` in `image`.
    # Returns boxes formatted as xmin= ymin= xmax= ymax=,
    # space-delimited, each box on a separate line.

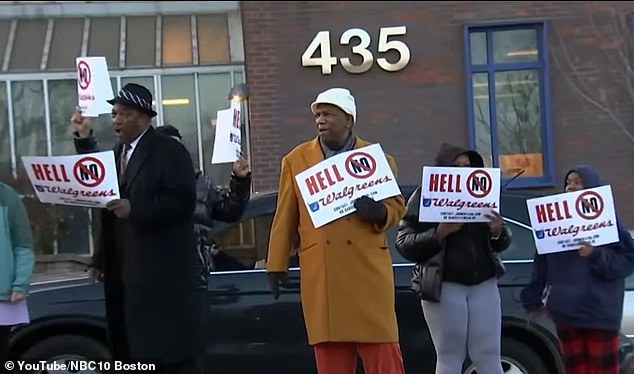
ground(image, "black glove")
xmin=354 ymin=196 xmax=387 ymax=225
xmin=267 ymin=272 xmax=290 ymax=300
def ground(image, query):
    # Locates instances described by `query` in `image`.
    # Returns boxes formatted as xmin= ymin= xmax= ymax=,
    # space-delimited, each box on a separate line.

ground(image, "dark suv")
xmin=9 ymin=185 xmax=634 ymax=374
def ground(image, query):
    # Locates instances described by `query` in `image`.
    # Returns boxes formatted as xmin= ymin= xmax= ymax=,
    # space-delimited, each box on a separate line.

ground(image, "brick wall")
xmin=241 ymin=1 xmax=634 ymax=226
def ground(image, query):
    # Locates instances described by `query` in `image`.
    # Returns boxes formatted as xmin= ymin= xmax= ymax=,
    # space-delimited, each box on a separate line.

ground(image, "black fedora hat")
xmin=107 ymin=83 xmax=157 ymax=118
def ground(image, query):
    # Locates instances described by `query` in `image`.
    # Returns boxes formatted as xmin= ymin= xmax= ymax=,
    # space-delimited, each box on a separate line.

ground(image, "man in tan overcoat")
xmin=266 ymin=87 xmax=406 ymax=374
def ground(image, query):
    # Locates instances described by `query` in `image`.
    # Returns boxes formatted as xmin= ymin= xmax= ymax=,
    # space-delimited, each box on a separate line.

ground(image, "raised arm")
xmin=206 ymin=162 xmax=252 ymax=223
xmin=71 ymin=110 xmax=101 ymax=154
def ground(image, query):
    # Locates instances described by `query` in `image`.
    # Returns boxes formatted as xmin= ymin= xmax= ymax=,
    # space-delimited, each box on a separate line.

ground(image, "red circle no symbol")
xmin=466 ymin=169 xmax=492 ymax=198
xmin=77 ymin=60 xmax=91 ymax=90
xmin=344 ymin=152 xmax=377 ymax=179
xmin=73 ymin=157 xmax=106 ymax=187
xmin=575 ymin=191 xmax=604 ymax=220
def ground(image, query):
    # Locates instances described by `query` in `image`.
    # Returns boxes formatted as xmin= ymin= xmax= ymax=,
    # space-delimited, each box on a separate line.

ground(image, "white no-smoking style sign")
xmin=418 ymin=166 xmax=501 ymax=223
xmin=526 ymin=185 xmax=619 ymax=255
xmin=466 ymin=169 xmax=492 ymax=198
xmin=295 ymin=143 xmax=402 ymax=228
xmin=73 ymin=156 xmax=106 ymax=188
xmin=345 ymin=151 xmax=377 ymax=179
xmin=21 ymin=151 xmax=121 ymax=208
xmin=75 ymin=56 xmax=115 ymax=117
xmin=77 ymin=60 xmax=91 ymax=90
xmin=575 ymin=190 xmax=603 ymax=220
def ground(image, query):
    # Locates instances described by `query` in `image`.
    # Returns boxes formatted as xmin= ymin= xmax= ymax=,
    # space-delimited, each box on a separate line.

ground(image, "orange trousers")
xmin=313 ymin=342 xmax=405 ymax=374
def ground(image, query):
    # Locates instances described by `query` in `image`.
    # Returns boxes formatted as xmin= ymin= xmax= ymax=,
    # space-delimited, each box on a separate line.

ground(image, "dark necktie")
xmin=119 ymin=144 xmax=132 ymax=178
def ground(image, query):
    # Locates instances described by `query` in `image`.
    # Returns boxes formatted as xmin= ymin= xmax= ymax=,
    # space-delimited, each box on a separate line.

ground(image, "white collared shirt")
xmin=122 ymin=127 xmax=150 ymax=164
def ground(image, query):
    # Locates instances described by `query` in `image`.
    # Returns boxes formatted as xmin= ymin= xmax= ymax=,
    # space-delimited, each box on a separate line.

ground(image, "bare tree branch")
xmin=589 ymin=9 xmax=634 ymax=102
xmin=610 ymin=9 xmax=634 ymax=105
xmin=552 ymin=14 xmax=634 ymax=145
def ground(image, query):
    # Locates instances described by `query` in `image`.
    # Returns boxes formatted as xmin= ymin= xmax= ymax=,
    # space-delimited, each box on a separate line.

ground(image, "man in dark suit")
xmin=71 ymin=83 xmax=204 ymax=374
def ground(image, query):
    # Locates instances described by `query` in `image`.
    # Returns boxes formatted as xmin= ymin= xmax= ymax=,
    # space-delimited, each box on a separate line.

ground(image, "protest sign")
xmin=526 ymin=185 xmax=619 ymax=254
xmin=21 ymin=151 xmax=120 ymax=208
xmin=76 ymin=57 xmax=114 ymax=117
xmin=418 ymin=166 xmax=501 ymax=222
xmin=211 ymin=102 xmax=242 ymax=164
xmin=294 ymin=143 xmax=401 ymax=228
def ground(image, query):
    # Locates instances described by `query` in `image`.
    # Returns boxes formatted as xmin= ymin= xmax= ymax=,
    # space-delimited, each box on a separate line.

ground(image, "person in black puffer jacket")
xmin=155 ymin=125 xmax=251 ymax=287
xmin=395 ymin=143 xmax=512 ymax=374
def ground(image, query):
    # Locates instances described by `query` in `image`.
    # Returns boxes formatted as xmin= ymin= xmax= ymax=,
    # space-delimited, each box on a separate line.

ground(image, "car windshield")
xmin=209 ymin=187 xmax=540 ymax=272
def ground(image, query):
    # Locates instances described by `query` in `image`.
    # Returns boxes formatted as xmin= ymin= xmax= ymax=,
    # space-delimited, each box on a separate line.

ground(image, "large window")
xmin=0 ymin=8 xmax=243 ymax=272
xmin=0 ymin=14 xmax=235 ymax=73
xmin=199 ymin=72 xmax=248 ymax=187
xmin=0 ymin=67 xmax=245 ymax=258
xmin=465 ymin=21 xmax=554 ymax=188
xmin=162 ymin=75 xmax=198 ymax=168
xmin=0 ymin=82 xmax=10 ymax=182
xmin=199 ymin=73 xmax=232 ymax=183
xmin=11 ymin=81 xmax=55 ymax=255
xmin=90 ymin=78 xmax=120 ymax=152
xmin=50 ymin=79 xmax=78 ymax=156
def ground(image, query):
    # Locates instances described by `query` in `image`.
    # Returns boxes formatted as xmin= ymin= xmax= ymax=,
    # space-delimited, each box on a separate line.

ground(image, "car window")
xmin=211 ymin=202 xmax=538 ymax=269
xmin=626 ymin=231 xmax=634 ymax=290
xmin=499 ymin=219 xmax=537 ymax=261
xmin=386 ymin=226 xmax=409 ymax=264
xmin=626 ymin=274 xmax=634 ymax=290
xmin=212 ymin=214 xmax=274 ymax=272
xmin=213 ymin=213 xmax=410 ymax=269
xmin=386 ymin=220 xmax=537 ymax=264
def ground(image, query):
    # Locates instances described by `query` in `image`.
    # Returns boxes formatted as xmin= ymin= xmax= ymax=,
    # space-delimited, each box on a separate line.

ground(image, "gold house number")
xmin=301 ymin=26 xmax=411 ymax=75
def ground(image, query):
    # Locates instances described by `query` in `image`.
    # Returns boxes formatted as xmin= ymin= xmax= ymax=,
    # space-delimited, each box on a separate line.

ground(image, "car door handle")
xmin=210 ymin=287 xmax=239 ymax=293
xmin=281 ymin=283 xmax=300 ymax=289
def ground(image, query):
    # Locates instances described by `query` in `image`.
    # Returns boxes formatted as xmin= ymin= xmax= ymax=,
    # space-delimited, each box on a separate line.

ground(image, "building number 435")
xmin=301 ymin=26 xmax=411 ymax=75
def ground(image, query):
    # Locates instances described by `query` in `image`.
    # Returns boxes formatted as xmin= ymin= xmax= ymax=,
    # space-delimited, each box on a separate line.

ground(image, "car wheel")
xmin=463 ymin=338 xmax=549 ymax=374
xmin=20 ymin=334 xmax=110 ymax=374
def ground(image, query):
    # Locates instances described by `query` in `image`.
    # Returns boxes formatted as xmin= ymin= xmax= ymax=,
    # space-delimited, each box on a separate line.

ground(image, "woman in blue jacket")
xmin=0 ymin=182 xmax=34 ymax=362
xmin=521 ymin=165 xmax=634 ymax=374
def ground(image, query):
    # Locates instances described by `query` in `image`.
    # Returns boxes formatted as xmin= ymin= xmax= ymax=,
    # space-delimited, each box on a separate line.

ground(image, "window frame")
xmin=0 ymin=65 xmax=246 ymax=256
xmin=463 ymin=19 xmax=555 ymax=189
